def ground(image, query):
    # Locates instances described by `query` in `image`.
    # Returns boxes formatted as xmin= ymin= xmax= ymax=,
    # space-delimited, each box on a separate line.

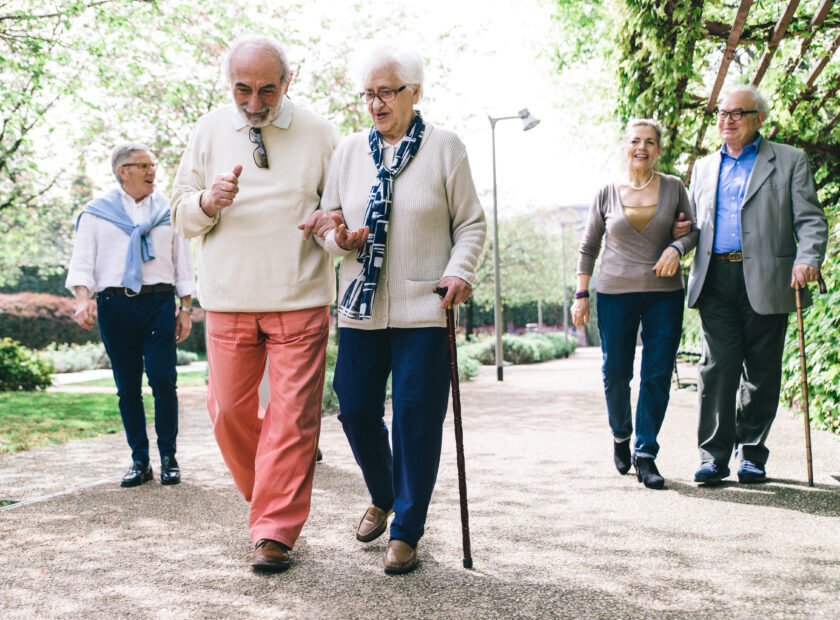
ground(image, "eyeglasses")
xmin=249 ymin=127 xmax=269 ymax=169
xmin=358 ymin=84 xmax=407 ymax=104
xmin=122 ymin=162 xmax=157 ymax=171
xmin=716 ymin=108 xmax=759 ymax=121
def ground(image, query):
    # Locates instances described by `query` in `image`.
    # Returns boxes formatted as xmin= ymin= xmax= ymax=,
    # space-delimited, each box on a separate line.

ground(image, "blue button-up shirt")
xmin=713 ymin=134 xmax=761 ymax=253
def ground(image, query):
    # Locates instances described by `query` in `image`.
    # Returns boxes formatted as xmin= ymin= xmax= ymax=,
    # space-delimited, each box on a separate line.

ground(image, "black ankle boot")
xmin=613 ymin=440 xmax=631 ymax=475
xmin=634 ymin=456 xmax=665 ymax=489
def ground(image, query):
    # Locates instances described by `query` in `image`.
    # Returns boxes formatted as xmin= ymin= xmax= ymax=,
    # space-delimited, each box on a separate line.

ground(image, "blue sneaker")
xmin=694 ymin=462 xmax=730 ymax=486
xmin=737 ymin=460 xmax=767 ymax=484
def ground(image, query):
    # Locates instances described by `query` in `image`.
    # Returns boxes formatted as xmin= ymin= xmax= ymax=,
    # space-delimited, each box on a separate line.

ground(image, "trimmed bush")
xmin=0 ymin=292 xmax=207 ymax=353
xmin=0 ymin=338 xmax=55 ymax=391
xmin=470 ymin=332 xmax=577 ymax=365
xmin=0 ymin=292 xmax=100 ymax=349
xmin=40 ymin=342 xmax=110 ymax=372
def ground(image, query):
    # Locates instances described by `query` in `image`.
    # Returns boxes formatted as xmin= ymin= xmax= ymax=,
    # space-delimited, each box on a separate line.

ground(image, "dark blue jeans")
xmin=334 ymin=327 xmax=450 ymax=548
xmin=97 ymin=291 xmax=178 ymax=466
xmin=597 ymin=289 xmax=684 ymax=459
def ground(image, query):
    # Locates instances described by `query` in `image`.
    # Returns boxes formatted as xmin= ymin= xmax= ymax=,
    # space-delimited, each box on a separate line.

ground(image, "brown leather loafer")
xmin=356 ymin=505 xmax=392 ymax=542
xmin=383 ymin=539 xmax=418 ymax=575
xmin=250 ymin=539 xmax=291 ymax=572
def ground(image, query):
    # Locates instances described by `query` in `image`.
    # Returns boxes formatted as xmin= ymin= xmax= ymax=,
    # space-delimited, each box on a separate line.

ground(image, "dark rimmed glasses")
xmin=358 ymin=84 xmax=407 ymax=104
xmin=716 ymin=108 xmax=759 ymax=121
xmin=122 ymin=162 xmax=157 ymax=171
xmin=249 ymin=127 xmax=269 ymax=169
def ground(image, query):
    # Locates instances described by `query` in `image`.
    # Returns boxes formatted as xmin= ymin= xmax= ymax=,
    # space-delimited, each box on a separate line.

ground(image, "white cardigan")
xmin=321 ymin=124 xmax=486 ymax=330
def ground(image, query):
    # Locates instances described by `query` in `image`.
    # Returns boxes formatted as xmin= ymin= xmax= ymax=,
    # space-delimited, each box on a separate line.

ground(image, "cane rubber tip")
xmin=463 ymin=558 xmax=473 ymax=569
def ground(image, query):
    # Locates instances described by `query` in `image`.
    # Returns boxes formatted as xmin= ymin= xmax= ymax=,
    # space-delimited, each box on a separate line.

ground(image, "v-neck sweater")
xmin=577 ymin=173 xmax=698 ymax=294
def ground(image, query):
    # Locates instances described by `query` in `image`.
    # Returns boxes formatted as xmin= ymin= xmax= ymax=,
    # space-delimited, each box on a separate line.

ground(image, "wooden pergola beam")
xmin=685 ymin=0 xmax=754 ymax=182
xmin=779 ymin=0 xmax=834 ymax=84
xmin=704 ymin=11 xmax=840 ymax=44
xmin=769 ymin=29 xmax=840 ymax=138
xmin=752 ymin=0 xmax=801 ymax=86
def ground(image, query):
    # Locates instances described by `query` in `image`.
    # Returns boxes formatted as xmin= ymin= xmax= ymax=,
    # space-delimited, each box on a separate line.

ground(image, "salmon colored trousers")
xmin=204 ymin=307 xmax=329 ymax=548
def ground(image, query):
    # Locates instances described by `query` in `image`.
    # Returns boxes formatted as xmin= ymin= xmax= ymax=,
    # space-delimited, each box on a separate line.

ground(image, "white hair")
xmin=111 ymin=142 xmax=151 ymax=184
xmin=355 ymin=42 xmax=424 ymax=99
xmin=722 ymin=85 xmax=770 ymax=118
xmin=224 ymin=35 xmax=290 ymax=85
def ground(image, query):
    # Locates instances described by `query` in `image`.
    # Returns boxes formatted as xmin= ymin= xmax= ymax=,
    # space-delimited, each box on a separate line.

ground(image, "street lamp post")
xmin=488 ymin=108 xmax=540 ymax=382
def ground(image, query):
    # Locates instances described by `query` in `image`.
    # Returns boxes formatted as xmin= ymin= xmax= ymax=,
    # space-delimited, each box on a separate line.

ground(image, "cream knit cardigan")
xmin=170 ymin=102 xmax=339 ymax=312
xmin=322 ymin=124 xmax=486 ymax=330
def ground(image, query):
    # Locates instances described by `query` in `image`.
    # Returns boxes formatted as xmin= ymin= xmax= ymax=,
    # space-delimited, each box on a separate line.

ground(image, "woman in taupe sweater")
xmin=572 ymin=119 xmax=697 ymax=489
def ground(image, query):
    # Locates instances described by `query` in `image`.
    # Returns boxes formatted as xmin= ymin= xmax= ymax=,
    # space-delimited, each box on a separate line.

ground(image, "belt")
xmin=99 ymin=283 xmax=174 ymax=297
xmin=711 ymin=252 xmax=743 ymax=263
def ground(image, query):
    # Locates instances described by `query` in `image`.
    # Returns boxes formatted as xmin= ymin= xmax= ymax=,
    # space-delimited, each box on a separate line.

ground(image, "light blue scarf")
xmin=77 ymin=188 xmax=171 ymax=294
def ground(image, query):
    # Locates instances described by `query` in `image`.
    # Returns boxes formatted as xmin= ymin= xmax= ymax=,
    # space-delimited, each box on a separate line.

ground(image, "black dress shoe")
xmin=634 ymin=456 xmax=665 ymax=489
xmin=614 ymin=440 xmax=631 ymax=475
xmin=160 ymin=455 xmax=181 ymax=485
xmin=316 ymin=448 xmax=323 ymax=462
xmin=121 ymin=461 xmax=153 ymax=487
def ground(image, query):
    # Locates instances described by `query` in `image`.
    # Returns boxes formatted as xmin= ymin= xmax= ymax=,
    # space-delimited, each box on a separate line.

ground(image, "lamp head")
xmin=519 ymin=108 xmax=540 ymax=131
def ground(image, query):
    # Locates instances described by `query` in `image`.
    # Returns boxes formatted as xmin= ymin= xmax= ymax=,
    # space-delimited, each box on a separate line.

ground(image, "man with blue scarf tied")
xmin=66 ymin=142 xmax=195 ymax=488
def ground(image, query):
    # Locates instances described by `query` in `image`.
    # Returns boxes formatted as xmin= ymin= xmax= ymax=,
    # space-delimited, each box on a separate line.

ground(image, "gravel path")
xmin=1 ymin=348 xmax=839 ymax=618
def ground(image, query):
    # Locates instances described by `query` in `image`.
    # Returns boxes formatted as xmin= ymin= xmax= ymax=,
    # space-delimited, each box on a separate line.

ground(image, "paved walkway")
xmin=1 ymin=348 xmax=839 ymax=618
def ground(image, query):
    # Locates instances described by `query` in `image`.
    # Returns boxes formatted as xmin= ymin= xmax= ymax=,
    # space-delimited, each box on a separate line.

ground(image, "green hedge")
xmin=0 ymin=293 xmax=100 ymax=349
xmin=0 ymin=292 xmax=206 ymax=353
xmin=780 ymin=277 xmax=840 ymax=434
xmin=466 ymin=332 xmax=577 ymax=366
xmin=0 ymin=338 xmax=54 ymax=391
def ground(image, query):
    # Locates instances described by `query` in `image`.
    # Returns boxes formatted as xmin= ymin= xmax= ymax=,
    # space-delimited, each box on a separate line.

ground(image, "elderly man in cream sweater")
xmin=170 ymin=35 xmax=339 ymax=573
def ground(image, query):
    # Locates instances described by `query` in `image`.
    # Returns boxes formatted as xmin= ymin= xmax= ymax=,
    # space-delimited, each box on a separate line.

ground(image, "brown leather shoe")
xmin=250 ymin=539 xmax=291 ymax=572
xmin=383 ymin=539 xmax=418 ymax=575
xmin=356 ymin=505 xmax=392 ymax=542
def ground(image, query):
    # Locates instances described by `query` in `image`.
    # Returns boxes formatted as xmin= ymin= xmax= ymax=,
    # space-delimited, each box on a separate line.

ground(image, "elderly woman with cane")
xmin=312 ymin=43 xmax=485 ymax=574
xmin=572 ymin=119 xmax=697 ymax=489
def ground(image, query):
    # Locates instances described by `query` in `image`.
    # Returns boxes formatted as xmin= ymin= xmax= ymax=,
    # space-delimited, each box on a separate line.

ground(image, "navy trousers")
xmin=97 ymin=291 xmax=178 ymax=465
xmin=334 ymin=327 xmax=450 ymax=548
xmin=597 ymin=289 xmax=684 ymax=459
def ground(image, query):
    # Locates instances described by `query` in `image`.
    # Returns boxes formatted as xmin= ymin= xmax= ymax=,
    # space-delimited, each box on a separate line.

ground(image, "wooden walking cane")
xmin=434 ymin=286 xmax=473 ymax=569
xmin=794 ymin=273 xmax=827 ymax=488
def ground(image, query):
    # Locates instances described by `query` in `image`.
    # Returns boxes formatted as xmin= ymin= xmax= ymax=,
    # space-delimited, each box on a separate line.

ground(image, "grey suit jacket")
xmin=687 ymin=138 xmax=828 ymax=315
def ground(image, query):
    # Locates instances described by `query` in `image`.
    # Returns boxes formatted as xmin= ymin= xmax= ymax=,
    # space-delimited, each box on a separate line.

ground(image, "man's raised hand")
xmin=201 ymin=165 xmax=243 ymax=216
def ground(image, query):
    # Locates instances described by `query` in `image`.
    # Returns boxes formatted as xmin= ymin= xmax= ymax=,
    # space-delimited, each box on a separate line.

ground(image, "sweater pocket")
xmin=400 ymin=279 xmax=446 ymax=324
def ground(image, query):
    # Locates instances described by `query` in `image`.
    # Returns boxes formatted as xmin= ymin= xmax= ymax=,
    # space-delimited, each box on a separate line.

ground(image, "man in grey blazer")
xmin=682 ymin=85 xmax=827 ymax=485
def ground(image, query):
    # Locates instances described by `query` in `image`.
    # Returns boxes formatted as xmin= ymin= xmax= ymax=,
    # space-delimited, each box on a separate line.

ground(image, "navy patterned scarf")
xmin=338 ymin=111 xmax=426 ymax=320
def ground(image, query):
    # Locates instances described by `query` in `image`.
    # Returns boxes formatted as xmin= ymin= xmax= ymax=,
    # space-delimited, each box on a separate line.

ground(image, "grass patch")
xmin=74 ymin=369 xmax=207 ymax=389
xmin=0 ymin=392 xmax=152 ymax=453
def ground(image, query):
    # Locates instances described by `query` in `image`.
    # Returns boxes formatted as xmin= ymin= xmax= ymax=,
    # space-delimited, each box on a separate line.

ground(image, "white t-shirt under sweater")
xmin=170 ymin=99 xmax=340 ymax=313
xmin=321 ymin=123 xmax=487 ymax=330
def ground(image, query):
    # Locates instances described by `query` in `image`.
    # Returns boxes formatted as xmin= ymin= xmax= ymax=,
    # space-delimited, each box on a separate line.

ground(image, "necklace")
xmin=627 ymin=171 xmax=655 ymax=191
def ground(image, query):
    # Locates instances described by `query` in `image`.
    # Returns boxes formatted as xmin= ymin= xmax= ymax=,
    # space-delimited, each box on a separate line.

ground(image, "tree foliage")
xmin=472 ymin=209 xmax=580 ymax=308
xmin=0 ymin=0 xmax=389 ymax=286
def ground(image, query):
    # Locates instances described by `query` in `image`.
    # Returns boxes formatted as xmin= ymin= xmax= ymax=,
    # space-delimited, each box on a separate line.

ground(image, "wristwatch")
xmin=179 ymin=305 xmax=193 ymax=314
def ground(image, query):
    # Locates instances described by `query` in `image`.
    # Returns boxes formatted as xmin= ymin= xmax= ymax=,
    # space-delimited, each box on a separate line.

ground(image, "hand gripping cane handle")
xmin=433 ymin=286 xmax=473 ymax=568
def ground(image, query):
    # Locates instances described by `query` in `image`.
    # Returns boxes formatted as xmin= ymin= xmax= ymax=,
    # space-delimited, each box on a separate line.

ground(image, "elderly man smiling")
xmin=170 ymin=35 xmax=339 ymax=572
xmin=679 ymin=86 xmax=828 ymax=486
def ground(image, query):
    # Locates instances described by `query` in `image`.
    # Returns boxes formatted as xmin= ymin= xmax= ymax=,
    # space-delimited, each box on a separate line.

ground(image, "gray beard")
xmin=236 ymin=98 xmax=283 ymax=128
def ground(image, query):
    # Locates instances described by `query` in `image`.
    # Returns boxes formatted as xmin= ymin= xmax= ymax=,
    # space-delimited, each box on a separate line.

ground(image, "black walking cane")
xmin=794 ymin=273 xmax=827 ymax=487
xmin=434 ymin=286 xmax=473 ymax=569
